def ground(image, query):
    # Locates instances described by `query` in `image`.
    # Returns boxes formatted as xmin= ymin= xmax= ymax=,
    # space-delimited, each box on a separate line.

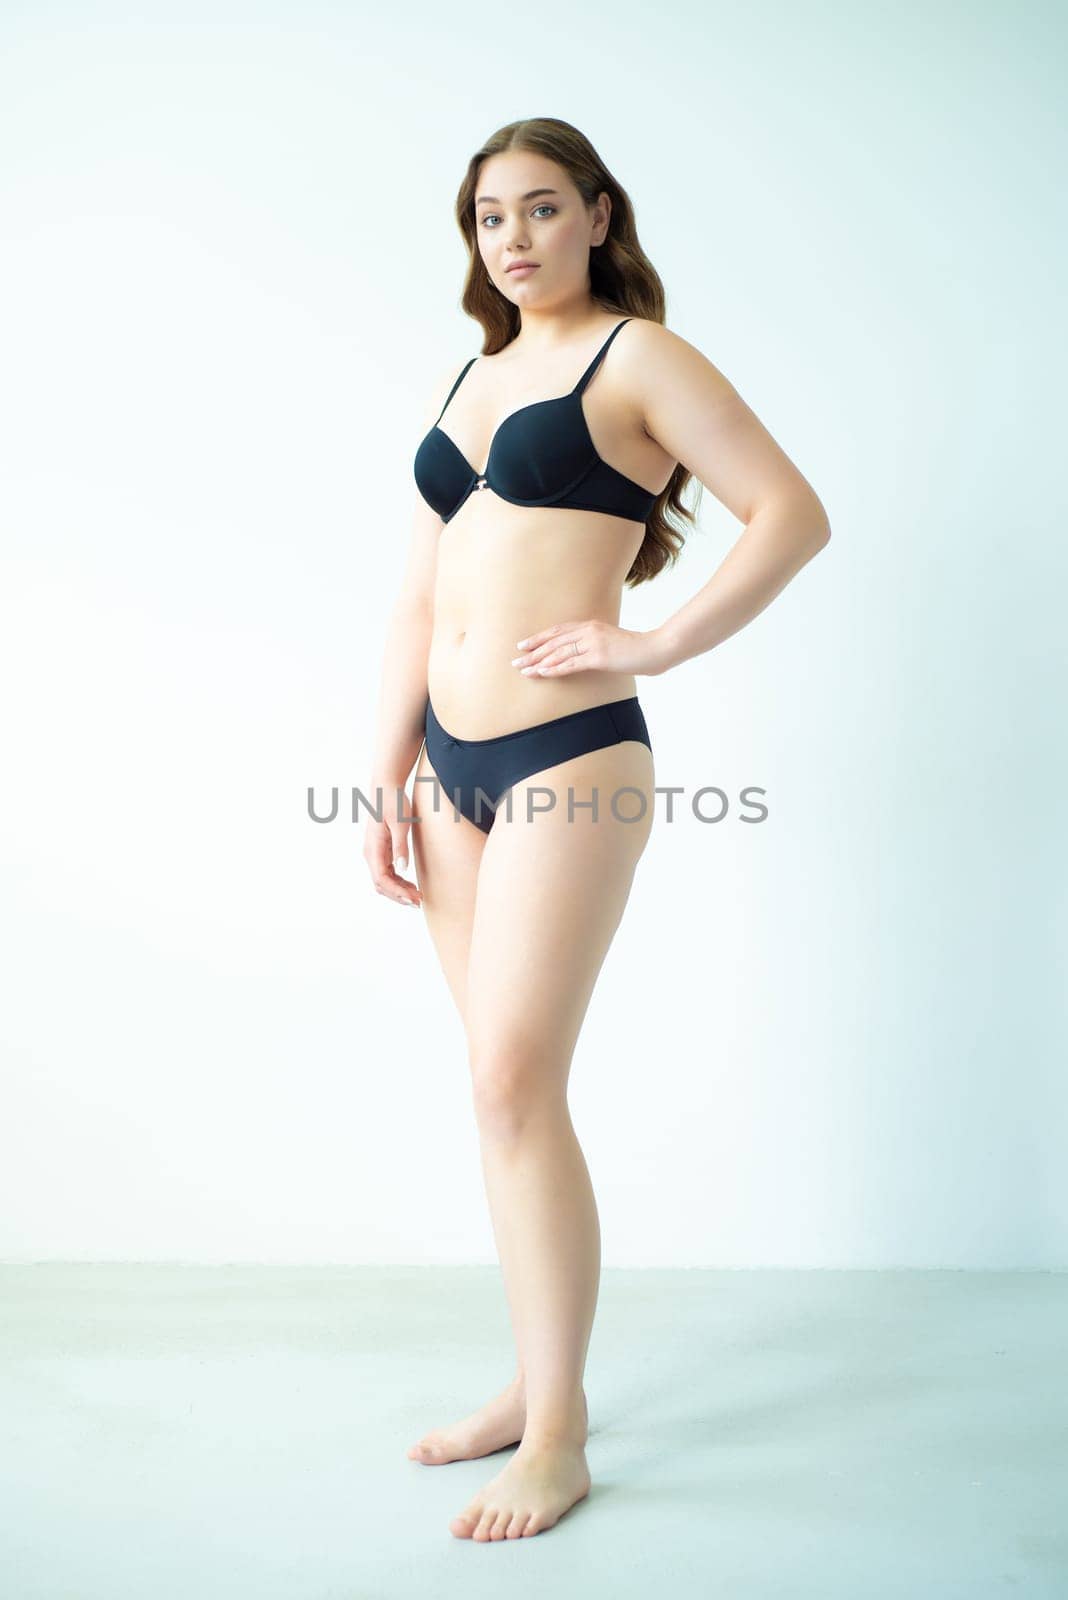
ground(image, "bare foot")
xmin=448 ymin=1438 xmax=591 ymax=1539
xmin=407 ymin=1380 xmax=527 ymax=1465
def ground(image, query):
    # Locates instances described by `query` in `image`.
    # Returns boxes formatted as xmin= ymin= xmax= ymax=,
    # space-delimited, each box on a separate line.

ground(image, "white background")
xmin=1 ymin=2 xmax=1063 ymax=1266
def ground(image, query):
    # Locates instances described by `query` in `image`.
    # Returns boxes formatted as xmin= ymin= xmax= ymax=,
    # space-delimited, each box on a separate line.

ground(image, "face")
xmin=473 ymin=150 xmax=610 ymax=306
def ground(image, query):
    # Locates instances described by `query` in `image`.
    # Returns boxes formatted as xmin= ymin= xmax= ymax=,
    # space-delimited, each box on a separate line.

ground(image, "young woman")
xmin=364 ymin=116 xmax=831 ymax=1542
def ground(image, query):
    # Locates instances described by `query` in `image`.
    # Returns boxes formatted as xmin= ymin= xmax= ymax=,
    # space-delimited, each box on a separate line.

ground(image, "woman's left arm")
xmin=511 ymin=323 xmax=831 ymax=679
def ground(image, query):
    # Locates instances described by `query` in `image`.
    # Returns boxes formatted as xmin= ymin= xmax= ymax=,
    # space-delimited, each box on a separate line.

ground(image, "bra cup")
xmin=413 ymin=339 xmax=657 ymax=522
xmin=413 ymin=427 xmax=470 ymax=521
xmin=488 ymin=396 xmax=593 ymax=502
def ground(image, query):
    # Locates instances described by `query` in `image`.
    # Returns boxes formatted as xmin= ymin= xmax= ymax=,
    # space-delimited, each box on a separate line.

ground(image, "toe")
xmin=489 ymin=1510 xmax=511 ymax=1540
xmin=505 ymin=1511 xmax=527 ymax=1538
xmin=449 ymin=1499 xmax=482 ymax=1539
xmin=472 ymin=1507 xmax=496 ymax=1541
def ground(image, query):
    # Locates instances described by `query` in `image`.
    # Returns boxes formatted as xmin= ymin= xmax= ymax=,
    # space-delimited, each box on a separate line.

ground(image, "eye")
xmin=479 ymin=204 xmax=557 ymax=228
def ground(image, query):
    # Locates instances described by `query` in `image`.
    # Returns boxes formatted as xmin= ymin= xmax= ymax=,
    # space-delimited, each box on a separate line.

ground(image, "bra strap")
xmin=572 ymin=319 xmax=632 ymax=395
xmin=435 ymin=356 xmax=478 ymax=424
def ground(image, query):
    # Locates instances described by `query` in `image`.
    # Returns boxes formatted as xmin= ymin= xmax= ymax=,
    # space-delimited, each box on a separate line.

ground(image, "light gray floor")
xmin=0 ymin=1265 xmax=1064 ymax=1598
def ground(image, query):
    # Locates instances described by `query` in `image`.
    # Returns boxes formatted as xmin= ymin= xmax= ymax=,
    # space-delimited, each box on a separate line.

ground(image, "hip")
xmin=422 ymin=691 xmax=653 ymax=834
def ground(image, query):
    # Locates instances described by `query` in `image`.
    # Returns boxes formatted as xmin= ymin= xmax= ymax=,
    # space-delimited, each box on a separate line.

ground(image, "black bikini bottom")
xmin=423 ymin=694 xmax=652 ymax=833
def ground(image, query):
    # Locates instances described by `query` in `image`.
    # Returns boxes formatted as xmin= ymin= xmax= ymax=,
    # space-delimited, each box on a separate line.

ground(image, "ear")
xmin=592 ymin=190 xmax=611 ymax=245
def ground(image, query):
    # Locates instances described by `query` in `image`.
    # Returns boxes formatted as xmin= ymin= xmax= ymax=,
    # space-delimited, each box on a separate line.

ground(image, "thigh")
xmin=410 ymin=741 xmax=487 ymax=1023
xmin=465 ymin=740 xmax=655 ymax=1086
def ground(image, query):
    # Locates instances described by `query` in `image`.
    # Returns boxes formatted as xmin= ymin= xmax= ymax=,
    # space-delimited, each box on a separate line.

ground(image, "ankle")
xmin=510 ymin=1379 xmax=589 ymax=1420
xmin=518 ymin=1388 xmax=588 ymax=1449
xmin=521 ymin=1419 xmax=589 ymax=1451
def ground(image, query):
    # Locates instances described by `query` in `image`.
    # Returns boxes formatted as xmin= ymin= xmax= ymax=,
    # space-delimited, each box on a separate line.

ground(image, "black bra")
xmin=413 ymin=318 xmax=657 ymax=526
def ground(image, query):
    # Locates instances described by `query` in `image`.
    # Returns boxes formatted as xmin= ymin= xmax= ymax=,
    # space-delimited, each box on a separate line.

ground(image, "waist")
xmin=427 ymin=626 xmax=638 ymax=742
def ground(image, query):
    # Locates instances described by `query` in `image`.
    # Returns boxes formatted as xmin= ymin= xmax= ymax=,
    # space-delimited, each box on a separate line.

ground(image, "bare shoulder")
xmin=618 ymin=318 xmax=739 ymax=405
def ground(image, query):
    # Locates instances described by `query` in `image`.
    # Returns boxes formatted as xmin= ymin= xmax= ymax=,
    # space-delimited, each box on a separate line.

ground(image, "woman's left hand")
xmin=511 ymin=620 xmax=670 ymax=678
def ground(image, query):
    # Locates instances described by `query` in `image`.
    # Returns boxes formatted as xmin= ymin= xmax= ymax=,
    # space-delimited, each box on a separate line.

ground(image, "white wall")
xmin=1 ymin=2 xmax=1063 ymax=1266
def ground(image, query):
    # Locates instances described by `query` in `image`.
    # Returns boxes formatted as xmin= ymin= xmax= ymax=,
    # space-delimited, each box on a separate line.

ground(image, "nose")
xmin=502 ymin=217 xmax=531 ymax=251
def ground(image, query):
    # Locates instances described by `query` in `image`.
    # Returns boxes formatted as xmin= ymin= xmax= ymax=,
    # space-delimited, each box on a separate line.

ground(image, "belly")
xmin=427 ymin=494 xmax=645 ymax=740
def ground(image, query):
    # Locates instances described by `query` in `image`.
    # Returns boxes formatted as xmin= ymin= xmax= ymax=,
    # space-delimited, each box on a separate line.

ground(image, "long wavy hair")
xmin=452 ymin=117 xmax=701 ymax=588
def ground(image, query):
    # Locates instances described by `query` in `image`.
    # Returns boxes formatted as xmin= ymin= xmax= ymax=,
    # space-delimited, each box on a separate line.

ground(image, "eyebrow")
xmin=474 ymin=188 xmax=560 ymax=206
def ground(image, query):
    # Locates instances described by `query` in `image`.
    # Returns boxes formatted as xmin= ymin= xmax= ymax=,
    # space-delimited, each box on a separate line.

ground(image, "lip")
xmin=505 ymin=262 xmax=539 ymax=274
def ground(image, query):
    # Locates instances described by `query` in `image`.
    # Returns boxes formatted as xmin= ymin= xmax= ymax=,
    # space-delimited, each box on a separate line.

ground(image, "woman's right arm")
xmin=363 ymin=362 xmax=458 ymax=905
xmin=367 ymin=496 xmax=440 ymax=795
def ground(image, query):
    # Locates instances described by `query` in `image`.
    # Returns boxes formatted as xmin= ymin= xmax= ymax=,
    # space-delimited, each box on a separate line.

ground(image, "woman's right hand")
xmin=363 ymin=791 xmax=422 ymax=909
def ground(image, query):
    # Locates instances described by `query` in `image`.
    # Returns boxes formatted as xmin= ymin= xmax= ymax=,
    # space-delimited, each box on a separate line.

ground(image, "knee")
xmin=467 ymin=1044 xmax=563 ymax=1140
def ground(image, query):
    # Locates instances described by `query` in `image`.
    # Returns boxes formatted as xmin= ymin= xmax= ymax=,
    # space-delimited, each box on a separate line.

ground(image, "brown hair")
xmin=452 ymin=116 xmax=701 ymax=588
